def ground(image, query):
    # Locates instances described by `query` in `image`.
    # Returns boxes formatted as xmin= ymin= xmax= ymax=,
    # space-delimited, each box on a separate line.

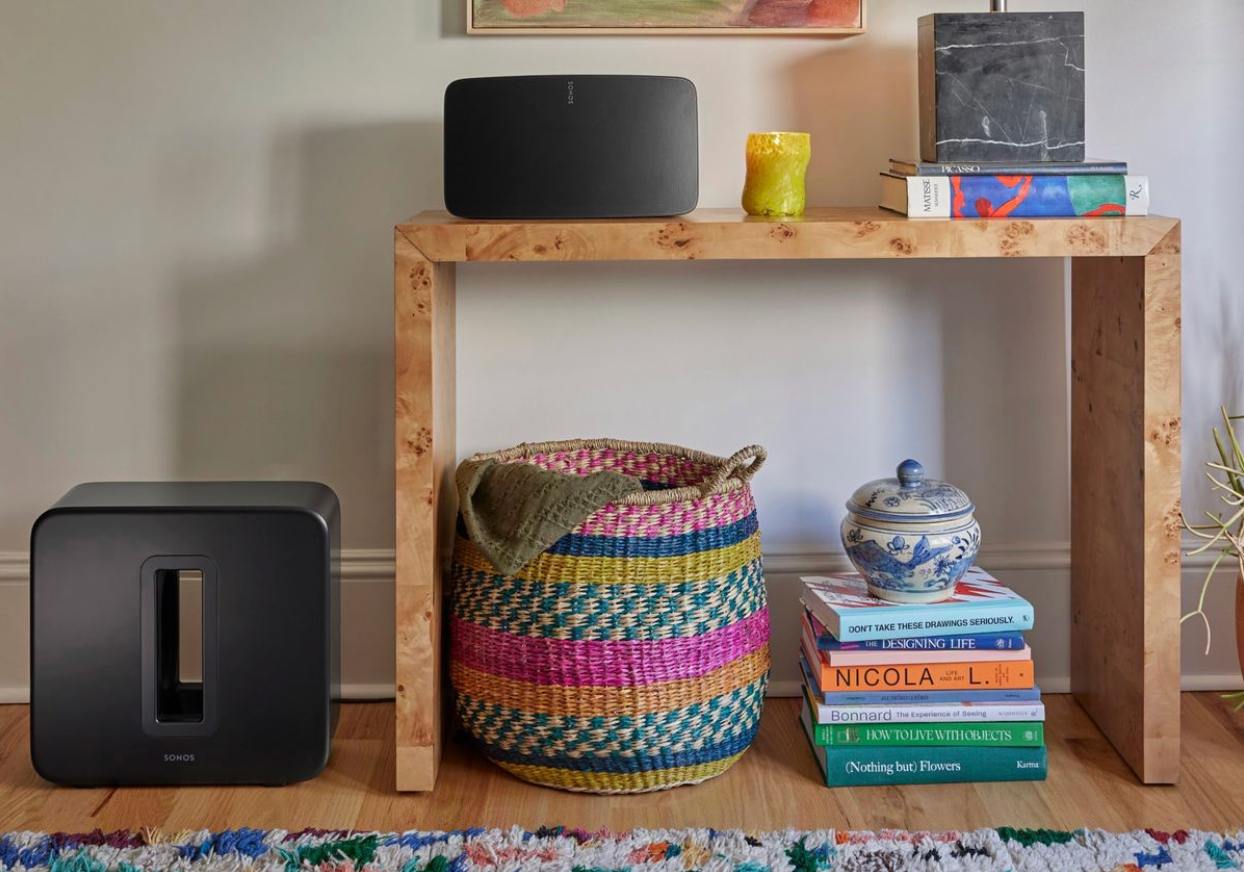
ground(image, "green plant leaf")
xmin=1180 ymin=410 xmax=1244 ymax=656
xmin=1224 ymin=407 xmax=1244 ymax=487
xmin=1214 ymin=427 xmax=1243 ymax=494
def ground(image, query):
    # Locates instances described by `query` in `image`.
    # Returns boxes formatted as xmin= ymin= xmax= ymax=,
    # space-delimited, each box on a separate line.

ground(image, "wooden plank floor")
xmin=2 ymin=694 xmax=1242 ymax=834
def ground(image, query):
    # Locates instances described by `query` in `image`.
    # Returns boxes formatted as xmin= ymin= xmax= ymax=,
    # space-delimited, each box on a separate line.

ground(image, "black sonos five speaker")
xmin=444 ymin=75 xmax=698 ymax=219
xmin=30 ymin=482 xmax=340 ymax=786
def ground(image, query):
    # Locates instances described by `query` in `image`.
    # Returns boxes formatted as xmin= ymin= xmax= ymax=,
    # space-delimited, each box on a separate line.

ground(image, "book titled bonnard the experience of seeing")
xmin=800 ymin=567 xmax=1034 ymax=643
xmin=811 ymin=698 xmax=1047 ymax=726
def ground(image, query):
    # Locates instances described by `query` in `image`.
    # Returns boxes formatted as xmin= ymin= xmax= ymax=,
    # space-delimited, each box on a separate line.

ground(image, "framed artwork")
xmin=466 ymin=0 xmax=866 ymax=36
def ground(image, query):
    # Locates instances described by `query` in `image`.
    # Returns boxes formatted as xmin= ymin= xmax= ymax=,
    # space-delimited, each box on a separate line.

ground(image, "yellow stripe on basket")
xmin=451 ymin=646 xmax=771 ymax=717
xmin=493 ymin=752 xmax=743 ymax=794
xmin=454 ymin=533 xmax=763 ymax=585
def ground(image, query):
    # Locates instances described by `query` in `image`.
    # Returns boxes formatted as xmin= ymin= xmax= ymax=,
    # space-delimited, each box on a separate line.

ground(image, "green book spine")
xmin=818 ymin=745 xmax=1048 ymax=786
xmin=800 ymin=699 xmax=1047 ymax=786
xmin=815 ymin=721 xmax=1044 ymax=747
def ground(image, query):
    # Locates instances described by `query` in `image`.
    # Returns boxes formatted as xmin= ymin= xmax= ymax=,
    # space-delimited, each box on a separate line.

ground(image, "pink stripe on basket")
xmin=575 ymin=487 xmax=757 ymax=538
xmin=451 ymin=607 xmax=770 ymax=687
xmin=526 ymin=449 xmax=712 ymax=487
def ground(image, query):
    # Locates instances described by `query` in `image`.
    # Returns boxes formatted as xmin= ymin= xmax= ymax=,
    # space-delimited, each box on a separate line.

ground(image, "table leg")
xmin=1071 ymin=231 xmax=1181 ymax=784
xmin=394 ymin=231 xmax=457 ymax=791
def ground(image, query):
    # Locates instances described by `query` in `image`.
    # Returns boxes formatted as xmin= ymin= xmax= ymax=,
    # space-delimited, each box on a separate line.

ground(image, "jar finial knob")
xmin=897 ymin=459 xmax=925 ymax=488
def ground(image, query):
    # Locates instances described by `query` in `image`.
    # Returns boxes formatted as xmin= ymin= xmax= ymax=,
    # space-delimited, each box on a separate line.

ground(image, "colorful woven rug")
xmin=1 ymin=826 xmax=1241 ymax=871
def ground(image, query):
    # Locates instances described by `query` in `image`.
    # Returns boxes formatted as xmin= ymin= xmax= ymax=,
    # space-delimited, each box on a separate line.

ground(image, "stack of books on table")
xmin=879 ymin=157 xmax=1150 ymax=219
xmin=797 ymin=566 xmax=1048 ymax=786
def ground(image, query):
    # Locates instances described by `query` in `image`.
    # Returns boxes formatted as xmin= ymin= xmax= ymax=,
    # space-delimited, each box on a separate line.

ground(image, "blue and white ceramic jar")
xmin=841 ymin=459 xmax=981 ymax=604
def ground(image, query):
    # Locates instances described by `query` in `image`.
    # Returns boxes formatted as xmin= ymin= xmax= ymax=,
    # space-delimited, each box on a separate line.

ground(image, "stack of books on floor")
xmin=879 ymin=157 xmax=1150 ymax=219
xmin=797 ymin=566 xmax=1048 ymax=786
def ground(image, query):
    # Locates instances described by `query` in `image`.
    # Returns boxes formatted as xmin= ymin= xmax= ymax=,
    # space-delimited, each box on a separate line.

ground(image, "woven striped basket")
xmin=449 ymin=438 xmax=770 ymax=794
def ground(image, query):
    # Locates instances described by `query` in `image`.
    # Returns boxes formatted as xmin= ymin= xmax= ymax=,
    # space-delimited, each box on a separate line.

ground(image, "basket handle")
xmin=699 ymin=445 xmax=767 ymax=496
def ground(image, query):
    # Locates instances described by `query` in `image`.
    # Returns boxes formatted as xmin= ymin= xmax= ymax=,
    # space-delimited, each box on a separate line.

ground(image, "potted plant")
xmin=1183 ymin=407 xmax=1244 ymax=710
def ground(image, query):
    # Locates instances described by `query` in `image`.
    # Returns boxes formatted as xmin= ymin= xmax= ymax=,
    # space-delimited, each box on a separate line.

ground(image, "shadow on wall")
xmin=785 ymin=40 xmax=1070 ymax=542
xmin=442 ymin=0 xmax=466 ymax=38
xmin=168 ymin=121 xmax=442 ymax=543
xmin=786 ymin=43 xmax=918 ymax=206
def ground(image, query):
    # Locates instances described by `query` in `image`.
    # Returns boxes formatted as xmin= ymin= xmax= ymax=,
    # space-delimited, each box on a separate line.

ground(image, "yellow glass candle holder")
xmin=742 ymin=132 xmax=811 ymax=217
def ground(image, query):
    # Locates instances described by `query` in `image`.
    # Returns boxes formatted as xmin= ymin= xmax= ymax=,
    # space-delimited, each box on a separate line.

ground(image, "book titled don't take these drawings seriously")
xmin=808 ymin=618 xmax=1027 ymax=652
xmin=800 ymin=567 xmax=1034 ymax=643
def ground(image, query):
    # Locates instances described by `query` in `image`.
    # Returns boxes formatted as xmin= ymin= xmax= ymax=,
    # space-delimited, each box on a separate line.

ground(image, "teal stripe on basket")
xmin=481 ymin=725 xmax=760 ymax=773
xmin=456 ymin=678 xmax=768 ymax=758
xmin=450 ymin=557 xmax=766 ymax=641
xmin=545 ymin=512 xmax=759 ymax=558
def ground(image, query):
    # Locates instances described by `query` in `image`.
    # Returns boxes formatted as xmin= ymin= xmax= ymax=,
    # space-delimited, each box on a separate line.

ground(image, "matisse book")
xmin=879 ymin=172 xmax=1150 ymax=218
xmin=801 ymin=700 xmax=1048 ymax=786
xmin=804 ymin=609 xmax=1026 ymax=652
xmin=800 ymin=567 xmax=1034 ymax=643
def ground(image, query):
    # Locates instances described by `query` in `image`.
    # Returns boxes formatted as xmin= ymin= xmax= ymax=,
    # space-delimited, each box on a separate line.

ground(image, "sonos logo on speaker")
xmin=163 ymin=752 xmax=195 ymax=763
xmin=566 ymin=79 xmax=574 ymax=105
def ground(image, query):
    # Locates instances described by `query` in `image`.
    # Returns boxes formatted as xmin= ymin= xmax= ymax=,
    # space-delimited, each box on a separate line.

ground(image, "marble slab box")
xmin=918 ymin=12 xmax=1085 ymax=163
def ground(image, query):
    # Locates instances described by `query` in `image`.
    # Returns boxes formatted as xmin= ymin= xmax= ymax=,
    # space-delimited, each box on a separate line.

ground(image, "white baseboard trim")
xmin=0 ymin=539 xmax=1238 ymax=702
xmin=338 ymin=683 xmax=397 ymax=700
xmin=2 ymin=539 xmax=1234 ymax=583
xmin=1179 ymin=673 xmax=1244 ymax=692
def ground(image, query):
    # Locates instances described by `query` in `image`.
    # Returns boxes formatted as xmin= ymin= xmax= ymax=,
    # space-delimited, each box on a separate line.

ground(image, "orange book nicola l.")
xmin=812 ymin=659 xmax=1034 ymax=692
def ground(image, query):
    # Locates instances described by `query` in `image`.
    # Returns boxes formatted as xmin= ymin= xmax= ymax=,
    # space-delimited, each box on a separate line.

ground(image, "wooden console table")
xmin=393 ymin=207 xmax=1182 ymax=790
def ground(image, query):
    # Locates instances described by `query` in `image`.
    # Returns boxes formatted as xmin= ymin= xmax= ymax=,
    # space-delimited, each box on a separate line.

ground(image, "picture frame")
xmin=465 ymin=0 xmax=866 ymax=36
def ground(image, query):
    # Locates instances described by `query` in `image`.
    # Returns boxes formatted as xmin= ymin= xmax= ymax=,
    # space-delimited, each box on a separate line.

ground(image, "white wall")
xmin=2 ymin=0 xmax=1242 ymax=699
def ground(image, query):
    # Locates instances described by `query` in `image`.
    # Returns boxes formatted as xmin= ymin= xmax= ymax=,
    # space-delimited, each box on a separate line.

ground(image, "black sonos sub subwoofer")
xmin=30 ymin=482 xmax=340 ymax=786
xmin=444 ymin=75 xmax=698 ymax=219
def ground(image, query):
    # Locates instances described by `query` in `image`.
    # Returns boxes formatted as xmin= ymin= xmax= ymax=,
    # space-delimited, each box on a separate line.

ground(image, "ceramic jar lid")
xmin=845 ymin=459 xmax=974 ymax=523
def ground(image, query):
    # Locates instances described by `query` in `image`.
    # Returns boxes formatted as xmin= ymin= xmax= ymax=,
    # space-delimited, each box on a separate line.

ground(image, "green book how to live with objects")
xmin=814 ymin=721 xmax=1043 ymax=747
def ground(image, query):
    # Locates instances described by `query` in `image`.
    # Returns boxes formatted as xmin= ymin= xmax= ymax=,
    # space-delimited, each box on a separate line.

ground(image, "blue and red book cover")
xmin=881 ymin=173 xmax=1150 ymax=218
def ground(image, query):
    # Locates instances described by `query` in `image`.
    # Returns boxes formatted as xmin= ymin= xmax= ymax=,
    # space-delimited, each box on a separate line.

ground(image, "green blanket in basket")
xmin=456 ymin=457 xmax=642 ymax=576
